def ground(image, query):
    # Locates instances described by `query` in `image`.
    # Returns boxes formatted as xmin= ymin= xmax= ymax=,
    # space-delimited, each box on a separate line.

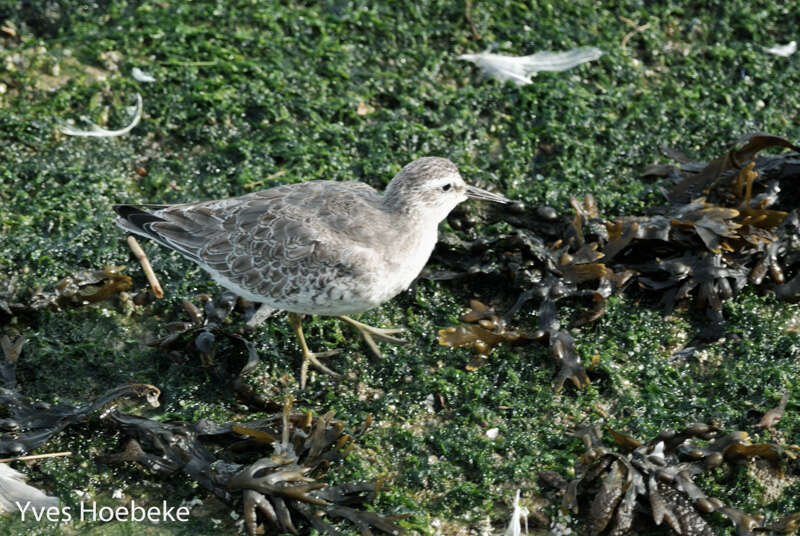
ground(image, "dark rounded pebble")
xmin=133 ymin=289 xmax=155 ymax=306
xmin=195 ymin=330 xmax=216 ymax=354
xmin=532 ymin=329 xmax=547 ymax=340
xmin=537 ymin=206 xmax=558 ymax=220
xmin=508 ymin=201 xmax=526 ymax=214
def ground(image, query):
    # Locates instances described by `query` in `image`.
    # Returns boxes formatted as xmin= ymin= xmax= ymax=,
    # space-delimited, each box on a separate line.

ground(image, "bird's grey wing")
xmin=138 ymin=185 xmax=310 ymax=256
xmin=114 ymin=203 xmax=223 ymax=263
xmin=166 ymin=184 xmax=354 ymax=295
xmin=127 ymin=203 xmax=226 ymax=263
xmin=117 ymin=181 xmax=385 ymax=299
xmin=217 ymin=182 xmax=388 ymax=298
xmin=257 ymin=181 xmax=392 ymax=245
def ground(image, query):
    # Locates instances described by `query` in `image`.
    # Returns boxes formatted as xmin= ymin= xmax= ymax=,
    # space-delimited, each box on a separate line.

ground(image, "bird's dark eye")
xmin=442 ymin=183 xmax=452 ymax=192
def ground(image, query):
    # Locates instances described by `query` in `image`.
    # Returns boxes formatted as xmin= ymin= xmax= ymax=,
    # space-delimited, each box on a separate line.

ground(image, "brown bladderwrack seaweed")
xmin=103 ymin=398 xmax=402 ymax=535
xmin=0 ymin=330 xmax=400 ymax=534
xmin=437 ymin=299 xmax=528 ymax=370
xmin=29 ymin=265 xmax=132 ymax=310
xmin=0 ymin=338 xmax=160 ymax=455
xmin=146 ymin=292 xmax=280 ymax=407
xmin=539 ymin=422 xmax=799 ymax=535
xmin=0 ymin=266 xmax=132 ymax=321
xmin=434 ymin=133 xmax=800 ymax=389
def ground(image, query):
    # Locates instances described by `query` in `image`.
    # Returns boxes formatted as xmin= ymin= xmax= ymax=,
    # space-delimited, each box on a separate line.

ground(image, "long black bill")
xmin=465 ymin=184 xmax=511 ymax=204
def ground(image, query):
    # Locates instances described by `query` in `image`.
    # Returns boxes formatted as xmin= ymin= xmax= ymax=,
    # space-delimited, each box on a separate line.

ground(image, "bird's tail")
xmin=113 ymin=204 xmax=168 ymax=240
xmin=113 ymin=204 xmax=206 ymax=263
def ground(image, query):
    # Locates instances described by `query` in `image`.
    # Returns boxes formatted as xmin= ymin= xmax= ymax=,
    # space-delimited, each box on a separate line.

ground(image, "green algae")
xmin=2 ymin=1 xmax=800 ymax=534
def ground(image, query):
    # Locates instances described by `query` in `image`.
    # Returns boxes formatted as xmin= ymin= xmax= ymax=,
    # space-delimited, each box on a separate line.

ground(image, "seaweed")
xmin=437 ymin=299 xmax=528 ymax=370
xmin=0 ymin=266 xmax=132 ymax=321
xmin=103 ymin=398 xmax=403 ymax=535
xmin=145 ymin=292 xmax=274 ymax=408
xmin=0 ymin=320 xmax=401 ymax=534
xmin=540 ymin=422 xmax=800 ymax=535
xmin=434 ymin=133 xmax=800 ymax=389
xmin=0 ymin=337 xmax=159 ymax=455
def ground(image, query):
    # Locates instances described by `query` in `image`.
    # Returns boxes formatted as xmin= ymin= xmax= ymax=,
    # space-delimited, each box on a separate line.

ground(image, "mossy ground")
xmin=1 ymin=1 xmax=799 ymax=534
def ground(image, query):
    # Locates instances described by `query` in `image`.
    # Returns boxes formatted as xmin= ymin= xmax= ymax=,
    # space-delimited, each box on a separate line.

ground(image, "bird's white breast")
xmin=374 ymin=223 xmax=439 ymax=302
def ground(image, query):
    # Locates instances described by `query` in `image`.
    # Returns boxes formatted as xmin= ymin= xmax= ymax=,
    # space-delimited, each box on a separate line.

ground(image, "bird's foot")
xmin=299 ymin=347 xmax=341 ymax=389
xmin=336 ymin=315 xmax=408 ymax=359
xmin=287 ymin=312 xmax=341 ymax=389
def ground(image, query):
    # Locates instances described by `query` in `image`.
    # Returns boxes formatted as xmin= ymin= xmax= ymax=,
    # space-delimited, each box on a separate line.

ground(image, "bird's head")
xmin=383 ymin=157 xmax=510 ymax=223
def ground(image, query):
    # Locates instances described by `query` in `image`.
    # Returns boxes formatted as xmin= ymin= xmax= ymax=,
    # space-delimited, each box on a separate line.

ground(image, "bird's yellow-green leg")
xmin=336 ymin=315 xmax=408 ymax=358
xmin=287 ymin=313 xmax=340 ymax=389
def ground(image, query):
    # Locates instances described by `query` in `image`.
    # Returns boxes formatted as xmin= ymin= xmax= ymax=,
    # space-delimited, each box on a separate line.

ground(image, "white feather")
xmin=458 ymin=47 xmax=603 ymax=85
xmin=60 ymin=93 xmax=142 ymax=137
xmin=764 ymin=41 xmax=797 ymax=57
xmin=0 ymin=463 xmax=59 ymax=513
xmin=501 ymin=489 xmax=528 ymax=536
xmin=132 ymin=67 xmax=157 ymax=82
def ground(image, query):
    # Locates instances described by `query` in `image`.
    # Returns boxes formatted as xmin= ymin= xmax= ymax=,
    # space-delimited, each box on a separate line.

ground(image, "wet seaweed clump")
xmin=0 ymin=335 xmax=160 ymax=455
xmin=0 ymin=316 xmax=399 ymax=534
xmin=103 ymin=398 xmax=403 ymax=535
xmin=149 ymin=292 xmax=247 ymax=365
xmin=433 ymin=133 xmax=800 ymax=389
xmin=539 ymin=422 xmax=800 ymax=535
xmin=0 ymin=266 xmax=132 ymax=320
xmin=146 ymin=292 xmax=278 ymax=406
xmin=437 ymin=299 xmax=528 ymax=370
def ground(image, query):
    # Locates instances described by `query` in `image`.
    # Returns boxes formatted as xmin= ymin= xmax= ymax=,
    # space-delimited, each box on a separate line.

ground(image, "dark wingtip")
xmin=113 ymin=205 xmax=166 ymax=231
xmin=113 ymin=204 xmax=138 ymax=218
